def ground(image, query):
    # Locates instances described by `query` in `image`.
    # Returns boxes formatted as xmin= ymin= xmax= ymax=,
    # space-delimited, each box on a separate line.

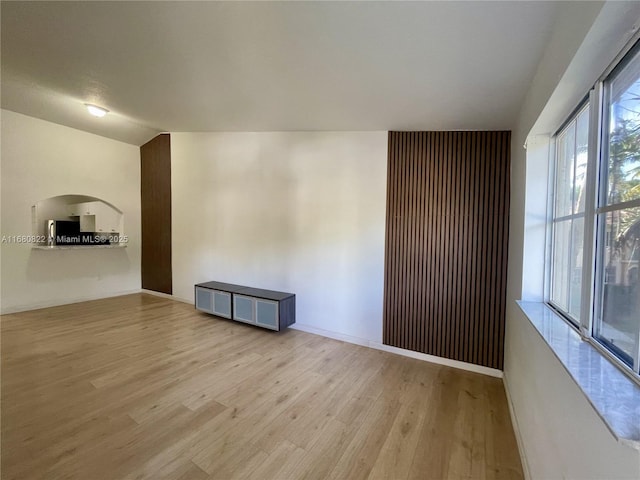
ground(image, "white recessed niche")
xmin=31 ymin=194 xmax=125 ymax=249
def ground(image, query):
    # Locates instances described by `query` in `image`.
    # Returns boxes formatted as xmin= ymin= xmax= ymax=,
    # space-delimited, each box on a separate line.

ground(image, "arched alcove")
xmin=31 ymin=194 xmax=125 ymax=248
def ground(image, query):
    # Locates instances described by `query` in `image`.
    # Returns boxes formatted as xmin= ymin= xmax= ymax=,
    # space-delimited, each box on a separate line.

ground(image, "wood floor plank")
xmin=1 ymin=293 xmax=523 ymax=480
xmin=407 ymin=368 xmax=465 ymax=479
xmin=326 ymin=395 xmax=402 ymax=480
xmin=241 ymin=440 xmax=300 ymax=480
xmin=367 ymin=399 xmax=428 ymax=479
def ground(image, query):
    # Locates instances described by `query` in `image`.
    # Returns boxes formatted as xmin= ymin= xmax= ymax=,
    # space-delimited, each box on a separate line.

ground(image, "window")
xmin=550 ymin=105 xmax=589 ymax=324
xmin=549 ymin=41 xmax=640 ymax=379
xmin=594 ymin=47 xmax=640 ymax=371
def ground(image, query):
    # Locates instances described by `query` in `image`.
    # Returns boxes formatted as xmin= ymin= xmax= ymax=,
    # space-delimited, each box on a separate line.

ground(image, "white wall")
xmin=505 ymin=2 xmax=640 ymax=478
xmin=171 ymin=132 xmax=387 ymax=343
xmin=0 ymin=110 xmax=141 ymax=313
xmin=507 ymin=307 xmax=640 ymax=479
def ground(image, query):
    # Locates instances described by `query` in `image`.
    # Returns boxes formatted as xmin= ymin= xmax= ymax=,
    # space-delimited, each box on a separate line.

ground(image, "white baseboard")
xmin=0 ymin=288 xmax=142 ymax=315
xmin=140 ymin=289 xmax=174 ymax=300
xmin=503 ymin=372 xmax=531 ymax=480
xmin=140 ymin=289 xmax=193 ymax=305
xmin=291 ymin=323 xmax=503 ymax=378
xmin=370 ymin=341 xmax=503 ymax=378
xmin=289 ymin=323 xmax=373 ymax=348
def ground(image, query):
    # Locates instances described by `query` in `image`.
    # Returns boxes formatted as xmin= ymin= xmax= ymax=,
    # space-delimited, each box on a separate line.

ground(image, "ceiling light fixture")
xmin=85 ymin=104 xmax=109 ymax=118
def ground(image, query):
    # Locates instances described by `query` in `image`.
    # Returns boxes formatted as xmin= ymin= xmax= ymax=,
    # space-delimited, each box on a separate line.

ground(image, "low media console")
xmin=194 ymin=281 xmax=295 ymax=331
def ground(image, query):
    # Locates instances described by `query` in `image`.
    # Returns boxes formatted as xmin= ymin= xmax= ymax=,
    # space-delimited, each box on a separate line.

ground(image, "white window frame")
xmin=547 ymin=102 xmax=590 ymax=329
xmin=546 ymin=40 xmax=640 ymax=384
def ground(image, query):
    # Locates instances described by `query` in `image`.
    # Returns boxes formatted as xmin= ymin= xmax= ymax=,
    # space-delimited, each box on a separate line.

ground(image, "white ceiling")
xmin=1 ymin=1 xmax=559 ymax=146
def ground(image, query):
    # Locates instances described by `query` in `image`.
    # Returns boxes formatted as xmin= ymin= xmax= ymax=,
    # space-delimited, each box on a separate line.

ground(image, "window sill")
xmin=31 ymin=244 xmax=126 ymax=250
xmin=517 ymin=301 xmax=640 ymax=451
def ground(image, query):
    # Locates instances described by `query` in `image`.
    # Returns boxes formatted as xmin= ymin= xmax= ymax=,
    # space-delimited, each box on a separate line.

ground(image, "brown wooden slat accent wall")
xmin=383 ymin=131 xmax=510 ymax=369
xmin=140 ymin=133 xmax=172 ymax=295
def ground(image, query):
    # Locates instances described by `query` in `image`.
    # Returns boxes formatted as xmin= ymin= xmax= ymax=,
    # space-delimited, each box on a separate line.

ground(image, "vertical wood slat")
xmin=140 ymin=133 xmax=172 ymax=295
xmin=383 ymin=131 xmax=510 ymax=370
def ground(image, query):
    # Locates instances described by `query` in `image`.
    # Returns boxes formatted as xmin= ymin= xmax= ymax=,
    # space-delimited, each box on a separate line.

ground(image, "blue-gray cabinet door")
xmin=212 ymin=291 xmax=232 ymax=318
xmin=233 ymin=295 xmax=255 ymax=324
xmin=256 ymin=299 xmax=279 ymax=330
xmin=195 ymin=287 xmax=214 ymax=314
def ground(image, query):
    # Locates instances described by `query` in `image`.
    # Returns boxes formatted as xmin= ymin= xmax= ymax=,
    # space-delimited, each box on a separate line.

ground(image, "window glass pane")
xmin=551 ymin=107 xmax=588 ymax=324
xmin=575 ymin=108 xmax=589 ymax=214
xmin=551 ymin=219 xmax=571 ymax=312
xmin=569 ymin=217 xmax=585 ymax=319
xmin=550 ymin=217 xmax=584 ymax=321
xmin=607 ymin=56 xmax=640 ymax=206
xmin=595 ymin=206 xmax=640 ymax=367
xmin=555 ymin=127 xmax=575 ymax=218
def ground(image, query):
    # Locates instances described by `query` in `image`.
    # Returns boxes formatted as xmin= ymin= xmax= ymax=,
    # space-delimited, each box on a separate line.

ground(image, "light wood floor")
xmin=1 ymin=294 xmax=523 ymax=480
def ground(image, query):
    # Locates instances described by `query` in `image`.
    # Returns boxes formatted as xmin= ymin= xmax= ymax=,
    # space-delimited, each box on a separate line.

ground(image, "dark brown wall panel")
xmin=140 ymin=134 xmax=172 ymax=294
xmin=383 ymin=131 xmax=510 ymax=369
